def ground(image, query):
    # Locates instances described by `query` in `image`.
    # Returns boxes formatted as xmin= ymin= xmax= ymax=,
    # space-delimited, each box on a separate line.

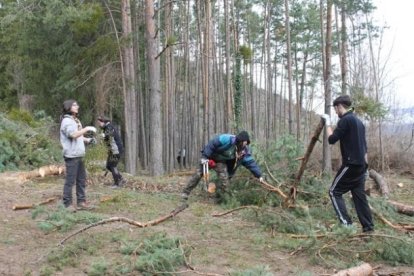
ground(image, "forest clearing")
xmin=1 ymin=165 xmax=414 ymax=275
xmin=2 ymin=0 xmax=414 ymax=275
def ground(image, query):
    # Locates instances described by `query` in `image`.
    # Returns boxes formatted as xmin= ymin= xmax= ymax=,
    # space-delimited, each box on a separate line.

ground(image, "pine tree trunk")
xmin=121 ymin=0 xmax=138 ymax=175
xmin=284 ymin=0 xmax=293 ymax=135
xmin=145 ymin=0 xmax=164 ymax=176
xmin=323 ymin=0 xmax=333 ymax=174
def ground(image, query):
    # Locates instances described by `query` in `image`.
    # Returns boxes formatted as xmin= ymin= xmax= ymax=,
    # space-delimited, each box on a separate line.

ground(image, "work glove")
xmin=200 ymin=158 xmax=209 ymax=165
xmin=89 ymin=137 xmax=97 ymax=145
xmin=259 ymin=177 xmax=264 ymax=183
xmin=84 ymin=137 xmax=96 ymax=144
xmin=321 ymin=114 xmax=331 ymax=126
xmin=85 ymin=126 xmax=97 ymax=133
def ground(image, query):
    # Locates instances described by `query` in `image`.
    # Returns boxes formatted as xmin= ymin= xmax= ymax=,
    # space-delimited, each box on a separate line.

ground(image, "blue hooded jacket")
xmin=201 ymin=134 xmax=262 ymax=178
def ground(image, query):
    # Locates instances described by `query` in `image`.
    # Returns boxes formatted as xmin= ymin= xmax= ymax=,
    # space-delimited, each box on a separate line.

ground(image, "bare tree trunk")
xmin=145 ymin=0 xmax=164 ymax=176
xmin=284 ymin=0 xmax=293 ymax=135
xmin=224 ymin=0 xmax=233 ymax=131
xmin=121 ymin=0 xmax=138 ymax=175
xmin=323 ymin=0 xmax=333 ymax=174
xmin=340 ymin=2 xmax=348 ymax=95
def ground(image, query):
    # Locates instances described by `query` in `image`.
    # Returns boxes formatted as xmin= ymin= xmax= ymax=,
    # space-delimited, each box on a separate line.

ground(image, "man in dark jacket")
xmin=181 ymin=131 xmax=264 ymax=201
xmin=97 ymin=116 xmax=126 ymax=188
xmin=322 ymin=95 xmax=374 ymax=233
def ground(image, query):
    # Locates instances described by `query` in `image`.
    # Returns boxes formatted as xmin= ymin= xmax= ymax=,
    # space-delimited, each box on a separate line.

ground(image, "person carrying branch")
xmin=97 ymin=115 xmax=126 ymax=189
xmin=181 ymin=131 xmax=264 ymax=202
xmin=322 ymin=95 xmax=374 ymax=233
xmin=60 ymin=99 xmax=96 ymax=211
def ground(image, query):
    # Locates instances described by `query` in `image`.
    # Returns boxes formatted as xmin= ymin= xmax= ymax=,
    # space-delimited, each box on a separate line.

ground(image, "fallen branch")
xmin=332 ymin=262 xmax=373 ymax=276
xmin=388 ymin=200 xmax=414 ymax=216
xmin=12 ymin=197 xmax=58 ymax=210
xmin=212 ymin=205 xmax=259 ymax=217
xmin=368 ymin=169 xmax=390 ymax=198
xmin=60 ymin=203 xmax=188 ymax=245
xmin=263 ymin=161 xmax=282 ymax=185
xmin=254 ymin=178 xmax=287 ymax=200
xmin=370 ymin=205 xmax=414 ymax=232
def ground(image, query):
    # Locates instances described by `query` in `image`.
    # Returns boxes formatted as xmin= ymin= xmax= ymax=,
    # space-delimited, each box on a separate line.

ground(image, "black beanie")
xmin=333 ymin=95 xmax=352 ymax=108
xmin=236 ymin=131 xmax=250 ymax=145
xmin=97 ymin=115 xmax=110 ymax=123
xmin=62 ymin=99 xmax=76 ymax=115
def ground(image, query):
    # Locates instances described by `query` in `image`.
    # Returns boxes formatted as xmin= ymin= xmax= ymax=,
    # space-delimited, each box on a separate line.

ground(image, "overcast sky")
xmin=375 ymin=0 xmax=414 ymax=108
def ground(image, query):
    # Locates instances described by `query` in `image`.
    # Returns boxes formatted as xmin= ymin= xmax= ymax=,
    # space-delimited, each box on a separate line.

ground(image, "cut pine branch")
xmin=254 ymin=178 xmax=287 ymax=200
xmin=60 ymin=203 xmax=188 ymax=245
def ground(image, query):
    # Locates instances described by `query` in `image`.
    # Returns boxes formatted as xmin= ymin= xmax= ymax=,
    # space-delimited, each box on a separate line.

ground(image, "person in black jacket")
xmin=322 ymin=95 xmax=374 ymax=233
xmin=97 ymin=116 xmax=126 ymax=188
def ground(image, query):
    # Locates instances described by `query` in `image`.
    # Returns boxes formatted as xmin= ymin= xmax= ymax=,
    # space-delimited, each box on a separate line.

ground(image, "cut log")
xmin=19 ymin=165 xmax=65 ymax=181
xmin=332 ymin=263 xmax=373 ymax=276
xmin=368 ymin=169 xmax=389 ymax=198
xmin=12 ymin=197 xmax=58 ymax=210
xmin=388 ymin=201 xmax=414 ymax=216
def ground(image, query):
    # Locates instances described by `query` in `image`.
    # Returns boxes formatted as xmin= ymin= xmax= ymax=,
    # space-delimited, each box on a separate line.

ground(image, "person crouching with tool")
xmin=181 ymin=131 xmax=264 ymax=203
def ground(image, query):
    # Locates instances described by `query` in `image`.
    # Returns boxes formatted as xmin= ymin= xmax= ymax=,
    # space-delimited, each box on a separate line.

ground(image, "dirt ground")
xmin=0 ymin=170 xmax=414 ymax=275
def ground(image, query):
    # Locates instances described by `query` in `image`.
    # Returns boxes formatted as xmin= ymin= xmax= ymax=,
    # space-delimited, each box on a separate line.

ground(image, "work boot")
xmin=181 ymin=192 xmax=189 ymax=201
xmin=118 ymin=178 xmax=127 ymax=187
xmin=64 ymin=205 xmax=77 ymax=212
xmin=76 ymin=202 xmax=95 ymax=211
xmin=110 ymin=184 xmax=121 ymax=189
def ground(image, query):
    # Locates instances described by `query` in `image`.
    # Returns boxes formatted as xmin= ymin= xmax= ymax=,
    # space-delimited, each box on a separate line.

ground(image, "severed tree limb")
xmin=12 ymin=197 xmax=58 ymax=210
xmin=368 ymin=169 xmax=390 ymax=198
xmin=60 ymin=203 xmax=188 ymax=245
xmin=263 ymin=161 xmax=282 ymax=185
xmin=288 ymin=119 xmax=325 ymax=204
xmin=388 ymin=200 xmax=414 ymax=216
xmin=212 ymin=205 xmax=260 ymax=217
xmin=332 ymin=262 xmax=373 ymax=276
xmin=253 ymin=178 xmax=288 ymax=200
xmin=370 ymin=205 xmax=414 ymax=232
xmin=19 ymin=165 xmax=65 ymax=181
xmin=368 ymin=170 xmax=414 ymax=216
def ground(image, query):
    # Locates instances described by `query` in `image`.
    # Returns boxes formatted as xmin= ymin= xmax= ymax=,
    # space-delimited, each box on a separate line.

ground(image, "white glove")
xmin=259 ymin=177 xmax=264 ymax=183
xmin=100 ymin=133 xmax=106 ymax=138
xmin=321 ymin=114 xmax=331 ymax=126
xmin=200 ymin=158 xmax=209 ymax=164
xmin=84 ymin=126 xmax=97 ymax=133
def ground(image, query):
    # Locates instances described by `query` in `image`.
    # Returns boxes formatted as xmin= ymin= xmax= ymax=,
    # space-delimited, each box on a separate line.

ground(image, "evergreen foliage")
xmin=32 ymin=204 xmax=103 ymax=233
xmin=0 ymin=111 xmax=62 ymax=172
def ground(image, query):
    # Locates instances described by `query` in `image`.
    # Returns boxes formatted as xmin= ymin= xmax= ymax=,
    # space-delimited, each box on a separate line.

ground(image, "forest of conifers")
xmin=0 ymin=0 xmax=398 ymax=176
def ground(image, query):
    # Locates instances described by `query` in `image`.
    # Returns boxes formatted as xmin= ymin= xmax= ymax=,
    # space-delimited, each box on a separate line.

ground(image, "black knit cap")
xmin=333 ymin=95 xmax=352 ymax=108
xmin=97 ymin=115 xmax=110 ymax=123
xmin=236 ymin=130 xmax=250 ymax=145
xmin=62 ymin=99 xmax=76 ymax=115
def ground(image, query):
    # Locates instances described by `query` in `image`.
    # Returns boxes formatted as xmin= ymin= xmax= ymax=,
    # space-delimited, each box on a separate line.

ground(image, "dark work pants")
xmin=182 ymin=162 xmax=229 ymax=195
xmin=63 ymin=157 xmax=86 ymax=207
xmin=329 ymin=164 xmax=374 ymax=232
xmin=106 ymin=153 xmax=123 ymax=184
